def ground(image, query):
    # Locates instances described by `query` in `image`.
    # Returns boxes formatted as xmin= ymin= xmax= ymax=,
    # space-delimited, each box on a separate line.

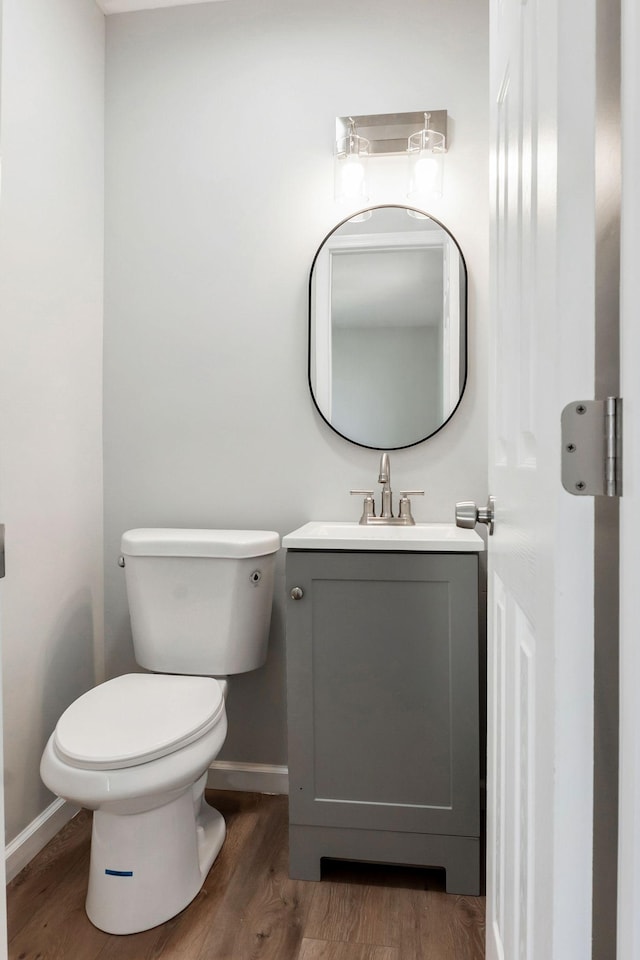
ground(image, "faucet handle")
xmin=398 ymin=490 xmax=424 ymax=525
xmin=350 ymin=490 xmax=376 ymax=524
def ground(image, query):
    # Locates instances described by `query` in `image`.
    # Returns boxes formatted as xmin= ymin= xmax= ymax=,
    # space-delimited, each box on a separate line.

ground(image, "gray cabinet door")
xmin=285 ymin=550 xmax=479 ymax=839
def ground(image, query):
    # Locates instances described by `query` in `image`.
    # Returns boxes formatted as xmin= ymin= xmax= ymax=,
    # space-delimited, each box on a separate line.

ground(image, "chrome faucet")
xmin=350 ymin=454 xmax=425 ymax=526
xmin=378 ymin=453 xmax=393 ymax=519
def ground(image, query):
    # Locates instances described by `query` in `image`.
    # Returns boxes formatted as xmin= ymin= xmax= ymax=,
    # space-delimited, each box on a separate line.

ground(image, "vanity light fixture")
xmin=407 ymin=112 xmax=446 ymax=201
xmin=334 ymin=117 xmax=370 ymax=203
xmin=334 ymin=110 xmax=448 ymax=204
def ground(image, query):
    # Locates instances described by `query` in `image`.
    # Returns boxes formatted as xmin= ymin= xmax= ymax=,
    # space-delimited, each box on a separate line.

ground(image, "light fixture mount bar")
xmin=336 ymin=111 xmax=448 ymax=157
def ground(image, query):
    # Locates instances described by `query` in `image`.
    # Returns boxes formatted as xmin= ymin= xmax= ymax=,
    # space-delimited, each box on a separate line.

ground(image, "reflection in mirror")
xmin=309 ymin=205 xmax=467 ymax=449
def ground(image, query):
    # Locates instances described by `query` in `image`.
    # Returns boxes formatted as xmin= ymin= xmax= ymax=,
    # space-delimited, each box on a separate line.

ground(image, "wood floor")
xmin=7 ymin=791 xmax=485 ymax=960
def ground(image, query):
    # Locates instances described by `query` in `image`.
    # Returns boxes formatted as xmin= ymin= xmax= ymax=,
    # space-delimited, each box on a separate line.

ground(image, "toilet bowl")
xmin=41 ymin=673 xmax=229 ymax=934
xmin=40 ymin=528 xmax=279 ymax=935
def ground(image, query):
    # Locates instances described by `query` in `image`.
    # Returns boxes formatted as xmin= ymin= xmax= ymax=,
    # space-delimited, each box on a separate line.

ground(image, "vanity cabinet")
xmin=285 ymin=548 xmax=481 ymax=895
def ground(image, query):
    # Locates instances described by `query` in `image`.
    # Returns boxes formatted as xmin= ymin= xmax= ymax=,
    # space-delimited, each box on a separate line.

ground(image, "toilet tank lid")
xmin=121 ymin=528 xmax=280 ymax=559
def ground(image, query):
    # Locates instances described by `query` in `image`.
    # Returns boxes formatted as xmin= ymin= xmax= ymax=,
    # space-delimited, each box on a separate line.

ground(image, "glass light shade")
xmin=334 ymin=133 xmax=370 ymax=202
xmin=407 ymin=127 xmax=445 ymax=201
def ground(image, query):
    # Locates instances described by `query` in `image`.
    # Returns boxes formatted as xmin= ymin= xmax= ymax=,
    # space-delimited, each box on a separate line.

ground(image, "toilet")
xmin=40 ymin=528 xmax=279 ymax=936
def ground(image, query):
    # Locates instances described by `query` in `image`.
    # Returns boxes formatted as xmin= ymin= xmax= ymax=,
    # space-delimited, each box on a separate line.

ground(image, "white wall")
xmin=104 ymin=0 xmax=489 ymax=764
xmin=0 ymin=0 xmax=105 ymax=842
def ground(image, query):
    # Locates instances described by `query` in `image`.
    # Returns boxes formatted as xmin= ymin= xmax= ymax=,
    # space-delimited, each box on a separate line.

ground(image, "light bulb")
xmin=407 ymin=122 xmax=445 ymax=200
xmin=334 ymin=128 xmax=369 ymax=202
xmin=341 ymin=157 xmax=366 ymax=199
xmin=414 ymin=156 xmax=438 ymax=191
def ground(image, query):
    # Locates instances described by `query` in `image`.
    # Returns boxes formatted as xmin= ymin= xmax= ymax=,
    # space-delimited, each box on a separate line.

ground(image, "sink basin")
xmin=282 ymin=521 xmax=484 ymax=552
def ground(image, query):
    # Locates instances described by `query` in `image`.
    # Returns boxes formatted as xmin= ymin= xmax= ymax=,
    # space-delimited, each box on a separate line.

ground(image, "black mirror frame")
xmin=307 ymin=204 xmax=468 ymax=451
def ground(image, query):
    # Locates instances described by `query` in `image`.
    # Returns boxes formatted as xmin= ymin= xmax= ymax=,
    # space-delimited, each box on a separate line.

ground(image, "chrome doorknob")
xmin=455 ymin=502 xmax=478 ymax=529
xmin=455 ymin=496 xmax=495 ymax=535
xmin=290 ymin=586 xmax=304 ymax=600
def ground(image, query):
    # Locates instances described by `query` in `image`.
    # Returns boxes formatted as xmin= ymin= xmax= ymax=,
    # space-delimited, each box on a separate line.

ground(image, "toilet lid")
xmin=53 ymin=674 xmax=225 ymax=770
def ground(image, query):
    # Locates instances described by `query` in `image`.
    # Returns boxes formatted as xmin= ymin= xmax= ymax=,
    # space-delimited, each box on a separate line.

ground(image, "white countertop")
xmin=282 ymin=521 xmax=484 ymax=552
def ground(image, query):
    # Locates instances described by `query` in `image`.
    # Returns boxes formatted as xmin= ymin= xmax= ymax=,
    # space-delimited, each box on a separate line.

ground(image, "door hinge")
xmin=561 ymin=398 xmax=622 ymax=497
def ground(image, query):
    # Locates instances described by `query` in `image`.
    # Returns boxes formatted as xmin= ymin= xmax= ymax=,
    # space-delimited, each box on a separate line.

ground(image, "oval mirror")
xmin=309 ymin=205 xmax=467 ymax=450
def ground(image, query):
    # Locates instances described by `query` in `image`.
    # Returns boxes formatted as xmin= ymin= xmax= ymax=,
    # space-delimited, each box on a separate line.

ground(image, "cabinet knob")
xmin=290 ymin=586 xmax=304 ymax=600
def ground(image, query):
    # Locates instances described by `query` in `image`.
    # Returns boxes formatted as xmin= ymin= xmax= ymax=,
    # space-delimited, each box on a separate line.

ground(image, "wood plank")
xmin=5 ymin=791 xmax=485 ymax=960
xmin=305 ymin=860 xmax=485 ymax=960
xmin=7 ymin=810 xmax=92 ymax=941
xmin=451 ymin=894 xmax=486 ymax=957
xmin=396 ymin=889 xmax=486 ymax=960
xmin=304 ymin=873 xmax=401 ymax=948
xmin=298 ymin=939 xmax=398 ymax=960
xmin=7 ymin=846 xmax=111 ymax=960
xmin=194 ymin=793 xmax=311 ymax=960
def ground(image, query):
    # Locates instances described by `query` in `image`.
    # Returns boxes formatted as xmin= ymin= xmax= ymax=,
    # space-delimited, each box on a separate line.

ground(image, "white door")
xmin=617 ymin=0 xmax=640 ymax=954
xmin=0 ymin=537 xmax=7 ymax=958
xmin=0 ymin=0 xmax=8 ymax=953
xmin=487 ymin=0 xmax=600 ymax=957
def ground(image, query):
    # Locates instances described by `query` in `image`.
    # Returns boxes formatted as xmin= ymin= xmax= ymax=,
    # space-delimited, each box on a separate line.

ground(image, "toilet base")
xmin=85 ymin=774 xmax=225 ymax=934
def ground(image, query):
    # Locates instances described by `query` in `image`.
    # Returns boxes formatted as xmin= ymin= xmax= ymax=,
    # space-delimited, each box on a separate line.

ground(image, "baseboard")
xmin=206 ymin=760 xmax=289 ymax=795
xmin=5 ymin=798 xmax=80 ymax=883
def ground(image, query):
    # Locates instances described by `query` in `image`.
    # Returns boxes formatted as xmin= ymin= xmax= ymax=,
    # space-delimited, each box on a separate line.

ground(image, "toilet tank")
xmin=120 ymin=529 xmax=280 ymax=675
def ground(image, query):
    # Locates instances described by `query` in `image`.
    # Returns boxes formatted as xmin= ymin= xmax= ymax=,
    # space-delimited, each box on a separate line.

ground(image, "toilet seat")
xmin=53 ymin=674 xmax=225 ymax=770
